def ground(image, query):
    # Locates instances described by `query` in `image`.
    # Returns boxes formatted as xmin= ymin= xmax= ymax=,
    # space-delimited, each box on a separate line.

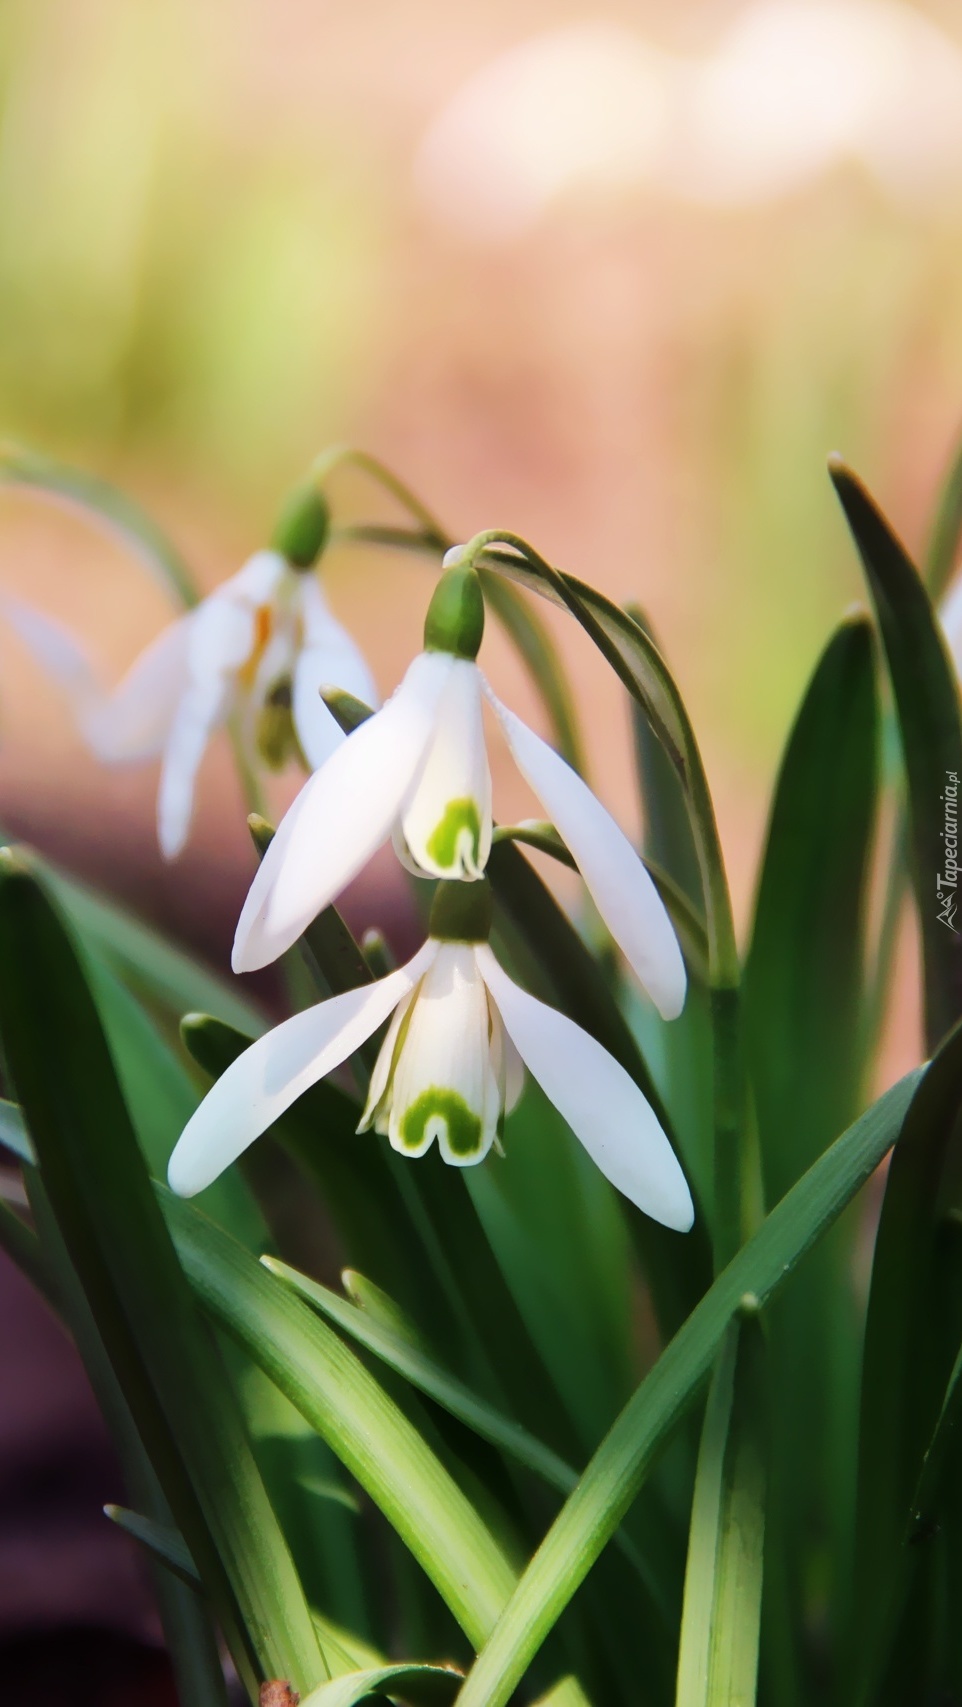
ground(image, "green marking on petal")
xmin=400 ymin=1088 xmax=484 ymax=1159
xmin=426 ymin=799 xmax=482 ymax=872
xmin=255 ymin=676 xmax=303 ymax=771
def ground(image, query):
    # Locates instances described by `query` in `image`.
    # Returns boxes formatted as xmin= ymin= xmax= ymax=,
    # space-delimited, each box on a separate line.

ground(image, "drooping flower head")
xmin=169 ymin=879 xmax=694 ymax=1232
xmin=5 ymin=483 xmax=377 ymax=859
xmin=233 ymin=555 xmax=687 ymax=1023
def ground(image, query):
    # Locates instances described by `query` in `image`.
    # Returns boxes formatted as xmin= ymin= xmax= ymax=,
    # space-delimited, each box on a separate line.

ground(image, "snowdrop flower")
xmin=7 ymin=486 xmax=376 ymax=859
xmin=169 ymin=881 xmax=694 ymax=1231
xmin=234 ymin=560 xmax=687 ymax=1021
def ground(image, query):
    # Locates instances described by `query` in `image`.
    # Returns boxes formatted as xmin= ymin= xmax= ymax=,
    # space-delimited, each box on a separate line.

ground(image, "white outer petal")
xmin=157 ymin=674 xmax=233 ymax=859
xmin=232 ymin=651 xmax=454 ymax=972
xmin=386 ymin=943 xmax=499 ymax=1165
xmin=84 ymin=615 xmax=193 ymax=761
xmin=941 ymin=574 xmax=962 ymax=680
xmin=168 ymin=945 xmax=435 ymax=1198
xmin=1 ymin=592 xmax=102 ymax=720
xmin=299 ymin=579 xmax=380 ymax=706
xmin=400 ymin=658 xmax=492 ymax=879
xmin=225 ymin=548 xmax=291 ymax=606
xmin=476 ymin=945 xmax=694 ymax=1230
xmin=187 ymin=584 xmax=260 ymax=680
xmin=485 ymin=683 xmax=686 ymax=1019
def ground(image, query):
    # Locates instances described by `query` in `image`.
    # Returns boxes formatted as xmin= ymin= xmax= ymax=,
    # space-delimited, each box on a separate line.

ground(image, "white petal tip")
xmin=166 ymin=1152 xmax=203 ymax=1198
xmin=441 ymin=544 xmax=466 ymax=568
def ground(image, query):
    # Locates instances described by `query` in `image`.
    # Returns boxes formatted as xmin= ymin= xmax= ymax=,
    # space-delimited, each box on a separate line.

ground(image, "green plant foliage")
xmin=2 ymin=447 xmax=959 ymax=1707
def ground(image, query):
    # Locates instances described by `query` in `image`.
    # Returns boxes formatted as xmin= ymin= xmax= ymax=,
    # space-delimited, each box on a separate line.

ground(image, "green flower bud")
xmin=271 ymin=483 xmax=329 ymax=570
xmin=423 ymin=566 xmax=485 ymax=661
xmin=429 ymin=877 xmax=492 ymax=943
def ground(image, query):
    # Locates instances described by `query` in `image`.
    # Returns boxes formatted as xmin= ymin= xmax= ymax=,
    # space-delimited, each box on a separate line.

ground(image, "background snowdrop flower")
xmin=169 ymin=881 xmax=694 ymax=1232
xmin=234 ymin=560 xmax=687 ymax=1021
xmin=6 ymin=484 xmax=377 ymax=859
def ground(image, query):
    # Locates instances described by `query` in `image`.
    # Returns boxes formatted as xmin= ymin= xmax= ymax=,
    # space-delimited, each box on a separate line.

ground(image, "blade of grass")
xmin=264 ymin=1254 xmax=671 ymax=1621
xmin=477 ymin=568 xmax=585 ymax=774
xmin=301 ymin=1666 xmax=462 ymax=1706
xmin=473 ymin=536 xmax=753 ymax=1270
xmin=104 ymin=1505 xmax=201 ymax=1590
xmin=161 ymin=1184 xmax=520 ymax=1646
xmin=829 ymin=459 xmax=962 ymax=1049
xmin=28 ymin=1181 xmax=229 ymax=1707
xmin=850 ymin=1021 xmax=962 ymax=1693
xmin=744 ymin=616 xmax=879 ymax=1674
xmin=0 ymin=852 xmax=326 ymax=1697
xmin=452 ymin=1064 xmax=922 ymax=1707
xmin=674 ymin=1315 xmax=766 ymax=1707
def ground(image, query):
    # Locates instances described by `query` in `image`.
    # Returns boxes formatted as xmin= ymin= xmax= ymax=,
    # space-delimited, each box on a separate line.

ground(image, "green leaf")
xmin=674 ymin=1315 xmax=766 ymax=1707
xmin=475 ymin=538 xmax=751 ymax=1267
xmin=744 ymin=616 xmax=878 ymax=1667
xmin=104 ymin=1505 xmax=201 ymax=1589
xmin=162 ymin=1186 xmax=520 ymax=1649
xmin=491 ymin=823 xmax=708 ymax=983
xmin=486 ymin=837 xmax=711 ymax=1339
xmin=43 ymin=859 xmax=263 ymax=1033
xmin=745 ymin=616 xmax=879 ymax=1199
xmin=0 ymin=442 xmax=199 ymax=608
xmin=850 ymin=1020 xmax=962 ymax=1686
xmin=0 ymin=1097 xmax=35 ymax=1164
xmin=829 ymin=459 xmax=962 ymax=1049
xmin=264 ymin=1255 xmax=668 ymax=1616
xmin=477 ymin=568 xmax=585 ymax=773
xmin=627 ymin=604 xmax=702 ymax=909
xmin=27 ymin=1182 xmax=229 ymax=1707
xmin=300 ymin=1664 xmax=462 ymax=1707
xmin=87 ymin=959 xmax=269 ymax=1250
xmin=0 ymin=853 xmax=326 ymax=1697
xmin=925 ymin=426 xmax=962 ymax=603
xmin=181 ymin=1012 xmax=580 ymax=1472
xmin=452 ymin=1065 xmax=922 ymax=1707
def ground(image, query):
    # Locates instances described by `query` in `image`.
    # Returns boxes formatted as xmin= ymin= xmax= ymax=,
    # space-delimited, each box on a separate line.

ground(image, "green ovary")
xmin=399 ymin=1088 xmax=484 ymax=1159
xmin=426 ymin=798 xmax=482 ymax=872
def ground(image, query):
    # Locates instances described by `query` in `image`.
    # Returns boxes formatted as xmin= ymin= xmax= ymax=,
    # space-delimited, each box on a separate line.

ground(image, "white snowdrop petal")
xmin=387 ymin=943 xmax=499 ymax=1166
xmin=1 ymin=592 xmax=102 ymax=718
xmin=298 ymin=579 xmax=380 ymax=707
xmin=167 ymin=950 xmax=432 ymax=1198
xmin=941 ymin=575 xmax=962 ymax=678
xmin=232 ymin=651 xmax=453 ymax=972
xmin=486 ymin=685 xmax=687 ymax=1019
xmin=187 ymin=587 xmax=260 ymax=680
xmin=224 ymin=549 xmax=291 ymax=608
xmin=476 ymin=946 xmax=694 ymax=1230
xmin=83 ymin=615 xmax=194 ymax=761
xmin=358 ymin=976 xmax=424 ymax=1133
xmin=400 ymin=659 xmax=492 ymax=879
xmin=157 ymin=674 xmax=233 ymax=859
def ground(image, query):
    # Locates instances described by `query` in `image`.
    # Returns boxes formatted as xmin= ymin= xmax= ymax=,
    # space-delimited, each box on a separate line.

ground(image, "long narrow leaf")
xmin=301 ymin=1665 xmax=462 ymax=1706
xmin=0 ymin=853 xmax=326 ymax=1697
xmin=850 ymin=1020 xmax=962 ymax=1686
xmin=452 ymin=1065 xmax=922 ymax=1707
xmin=161 ymin=1186 xmax=520 ymax=1648
xmin=829 ymin=459 xmax=962 ymax=1048
xmin=674 ymin=1316 xmax=766 ymax=1706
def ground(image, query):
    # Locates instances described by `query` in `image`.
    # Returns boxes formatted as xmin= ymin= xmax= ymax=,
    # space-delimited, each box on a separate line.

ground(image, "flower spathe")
xmin=233 ymin=581 xmax=687 ymax=1021
xmin=167 ymin=928 xmax=694 ymax=1232
xmin=7 ymin=550 xmax=377 ymax=859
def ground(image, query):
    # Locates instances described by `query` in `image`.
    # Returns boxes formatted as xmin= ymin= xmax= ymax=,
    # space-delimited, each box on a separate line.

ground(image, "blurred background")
xmin=1 ymin=0 xmax=960 ymax=1694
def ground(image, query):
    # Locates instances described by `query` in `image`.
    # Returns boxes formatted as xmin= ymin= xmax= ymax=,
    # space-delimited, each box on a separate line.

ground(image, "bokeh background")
xmin=1 ymin=0 xmax=961 ymax=1696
